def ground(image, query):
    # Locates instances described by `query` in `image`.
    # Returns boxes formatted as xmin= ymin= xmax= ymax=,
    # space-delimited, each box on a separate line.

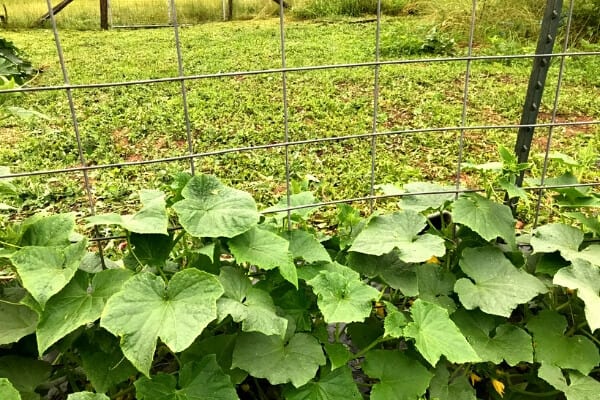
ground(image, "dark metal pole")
xmin=514 ymin=0 xmax=563 ymax=182
xmin=509 ymin=0 xmax=562 ymax=210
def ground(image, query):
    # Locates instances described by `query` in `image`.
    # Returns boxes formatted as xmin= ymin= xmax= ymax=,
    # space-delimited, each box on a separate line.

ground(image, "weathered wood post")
xmin=100 ymin=0 xmax=109 ymax=29
xmin=223 ymin=0 xmax=233 ymax=21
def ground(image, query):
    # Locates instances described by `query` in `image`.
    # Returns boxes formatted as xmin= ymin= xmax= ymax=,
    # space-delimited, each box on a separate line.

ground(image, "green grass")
xmin=1 ymin=16 xmax=599 ymax=225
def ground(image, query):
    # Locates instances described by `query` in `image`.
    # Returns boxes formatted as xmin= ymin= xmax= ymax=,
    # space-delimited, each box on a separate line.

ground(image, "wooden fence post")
xmin=100 ymin=0 xmax=109 ymax=29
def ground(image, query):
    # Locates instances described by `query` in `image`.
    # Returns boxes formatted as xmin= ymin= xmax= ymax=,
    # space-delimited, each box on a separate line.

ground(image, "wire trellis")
xmin=1 ymin=0 xmax=599 ymax=249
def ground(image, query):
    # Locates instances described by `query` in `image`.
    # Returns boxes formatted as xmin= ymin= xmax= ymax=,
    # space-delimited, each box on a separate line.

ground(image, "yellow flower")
xmin=375 ymin=301 xmax=386 ymax=317
xmin=426 ymin=256 xmax=441 ymax=264
xmin=491 ymin=378 xmax=505 ymax=397
xmin=469 ymin=373 xmax=482 ymax=386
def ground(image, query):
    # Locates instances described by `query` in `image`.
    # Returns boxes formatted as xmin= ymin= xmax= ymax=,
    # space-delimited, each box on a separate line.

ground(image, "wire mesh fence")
xmin=1 ymin=0 xmax=599 ymax=248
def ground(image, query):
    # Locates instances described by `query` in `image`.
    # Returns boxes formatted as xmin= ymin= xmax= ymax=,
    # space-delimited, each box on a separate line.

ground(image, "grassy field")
xmin=1 ymin=15 xmax=599 ymax=225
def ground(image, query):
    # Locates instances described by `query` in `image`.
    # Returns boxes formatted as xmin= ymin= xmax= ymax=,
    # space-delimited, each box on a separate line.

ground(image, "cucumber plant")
xmin=0 ymin=173 xmax=598 ymax=400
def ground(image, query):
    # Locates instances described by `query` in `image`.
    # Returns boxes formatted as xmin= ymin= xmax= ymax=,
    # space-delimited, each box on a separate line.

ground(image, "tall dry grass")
xmin=1 ymin=0 xmax=277 ymax=29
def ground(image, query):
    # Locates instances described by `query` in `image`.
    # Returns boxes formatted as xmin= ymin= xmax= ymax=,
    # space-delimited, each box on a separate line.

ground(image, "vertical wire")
xmin=169 ymin=0 xmax=196 ymax=175
xmin=454 ymin=0 xmax=477 ymax=198
xmin=107 ymin=0 xmax=112 ymax=28
xmin=45 ymin=0 xmax=105 ymax=267
xmin=533 ymin=0 xmax=574 ymax=227
xmin=369 ymin=0 xmax=382 ymax=213
xmin=278 ymin=0 xmax=291 ymax=228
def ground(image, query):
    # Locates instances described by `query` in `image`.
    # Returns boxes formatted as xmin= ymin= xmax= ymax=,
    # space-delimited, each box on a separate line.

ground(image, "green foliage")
xmin=135 ymin=355 xmax=238 ymax=400
xmin=293 ymin=0 xmax=406 ymax=19
xmin=1 ymin=173 xmax=599 ymax=399
xmin=0 ymin=38 xmax=33 ymax=85
xmin=380 ymin=25 xmax=456 ymax=57
xmin=362 ymin=350 xmax=433 ymax=399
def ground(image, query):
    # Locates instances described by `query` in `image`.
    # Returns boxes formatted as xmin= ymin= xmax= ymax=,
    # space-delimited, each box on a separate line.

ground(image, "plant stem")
xmin=335 ymin=323 xmax=343 ymax=343
xmin=508 ymin=387 xmax=561 ymax=397
xmin=110 ymin=385 xmax=135 ymax=400
xmin=579 ymin=329 xmax=600 ymax=347
xmin=554 ymin=298 xmax=572 ymax=312
xmin=253 ymin=377 xmax=269 ymax=400
xmin=376 ymin=285 xmax=388 ymax=302
xmin=0 ymin=240 xmax=21 ymax=248
xmin=351 ymin=336 xmax=394 ymax=360
xmin=171 ymin=230 xmax=186 ymax=247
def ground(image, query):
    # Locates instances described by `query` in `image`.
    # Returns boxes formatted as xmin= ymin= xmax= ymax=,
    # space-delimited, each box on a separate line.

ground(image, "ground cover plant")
xmin=0 ymin=16 xmax=598 ymax=224
xmin=1 ymin=173 xmax=600 ymax=399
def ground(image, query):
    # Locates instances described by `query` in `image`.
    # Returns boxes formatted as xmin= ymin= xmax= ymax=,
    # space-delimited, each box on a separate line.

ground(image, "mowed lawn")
xmin=1 ymin=17 xmax=599 ymax=220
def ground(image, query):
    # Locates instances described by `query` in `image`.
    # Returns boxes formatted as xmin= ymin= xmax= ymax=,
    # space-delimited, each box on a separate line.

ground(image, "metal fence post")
xmin=510 ymin=0 xmax=563 ymax=210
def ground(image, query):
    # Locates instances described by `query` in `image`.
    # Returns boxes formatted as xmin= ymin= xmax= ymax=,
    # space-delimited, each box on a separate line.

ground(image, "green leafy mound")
xmin=0 ymin=174 xmax=599 ymax=400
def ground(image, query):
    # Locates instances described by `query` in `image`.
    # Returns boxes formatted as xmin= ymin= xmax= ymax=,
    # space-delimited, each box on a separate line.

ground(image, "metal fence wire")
xmin=1 ymin=0 xmax=599 ymax=248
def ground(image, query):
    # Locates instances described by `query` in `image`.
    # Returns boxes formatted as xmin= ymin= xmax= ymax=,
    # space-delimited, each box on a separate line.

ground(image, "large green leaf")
xmin=232 ymin=332 xmax=325 ymax=387
xmin=0 ymin=378 xmax=21 ymax=400
xmin=228 ymin=226 xmax=297 ymax=287
xmin=452 ymin=194 xmax=516 ymax=248
xmin=526 ymin=311 xmax=600 ymax=374
xmin=554 ymin=259 xmax=600 ymax=332
xmin=403 ymin=300 xmax=480 ymax=366
xmin=271 ymin=283 xmax=313 ymax=332
xmin=123 ymin=233 xmax=173 ymax=270
xmin=135 ymin=355 xmax=238 ymax=400
xmin=417 ymin=263 xmax=456 ymax=312
xmin=180 ymin=334 xmax=247 ymax=385
xmin=263 ymin=192 xmax=318 ymax=222
xmin=66 ymin=393 xmax=109 ymax=400
xmin=531 ymin=224 xmax=600 ymax=266
xmin=452 ymin=309 xmax=533 ymax=365
xmin=19 ymin=213 xmax=77 ymax=247
xmin=454 ymin=246 xmax=547 ymax=317
xmin=346 ymin=251 xmax=418 ymax=296
xmin=539 ymin=363 xmax=600 ymax=400
xmin=218 ymin=291 xmax=288 ymax=338
xmin=565 ymin=212 xmax=600 ymax=236
xmin=350 ymin=210 xmax=445 ymax=262
xmin=284 ymin=366 xmax=361 ymax=400
xmin=306 ymin=263 xmax=379 ymax=323
xmin=531 ymin=223 xmax=581 ymax=256
xmin=10 ymin=240 xmax=88 ymax=308
xmin=362 ymin=350 xmax=433 ymax=400
xmin=0 ymin=166 xmax=17 ymax=202
xmin=0 ymin=356 xmax=51 ymax=400
xmin=285 ymin=230 xmax=331 ymax=263
xmin=173 ymin=175 xmax=259 ymax=238
xmin=0 ymin=301 xmax=37 ymax=345
xmin=37 ymin=269 xmax=132 ymax=354
xmin=323 ymin=343 xmax=352 ymax=370
xmin=78 ymin=330 xmax=137 ymax=394
xmin=396 ymin=182 xmax=455 ymax=212
xmin=86 ymin=190 xmax=168 ymax=235
xmin=428 ymin=362 xmax=476 ymax=400
xmin=383 ymin=301 xmax=407 ymax=339
xmin=217 ymin=267 xmax=288 ymax=338
xmin=101 ymin=269 xmax=224 ymax=376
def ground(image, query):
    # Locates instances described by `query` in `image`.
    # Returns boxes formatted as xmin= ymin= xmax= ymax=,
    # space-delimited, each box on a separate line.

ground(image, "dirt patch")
xmin=531 ymin=113 xmax=597 ymax=150
xmin=0 ymin=127 xmax=22 ymax=146
xmin=111 ymin=128 xmax=131 ymax=150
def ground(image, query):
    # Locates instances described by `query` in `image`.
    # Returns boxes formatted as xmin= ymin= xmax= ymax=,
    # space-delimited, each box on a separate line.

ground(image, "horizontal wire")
xmin=1 ymin=51 xmax=599 ymax=95
xmin=84 ymin=181 xmax=598 ymax=243
xmin=1 ymin=119 xmax=598 ymax=180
